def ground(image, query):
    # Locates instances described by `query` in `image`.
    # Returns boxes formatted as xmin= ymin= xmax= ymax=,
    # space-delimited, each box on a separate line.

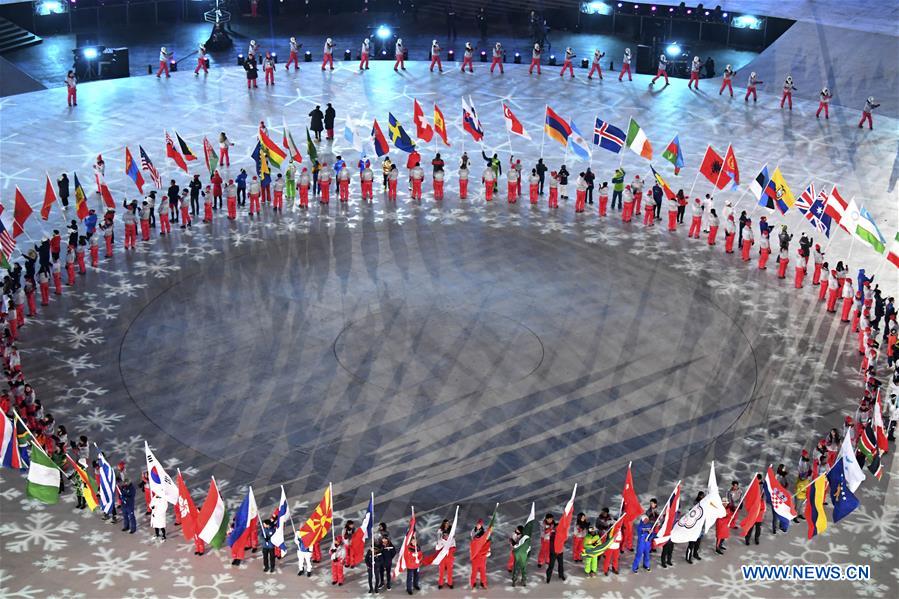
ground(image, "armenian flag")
xmin=73 ymin=172 xmax=89 ymax=220
xmin=298 ymin=484 xmax=333 ymax=547
xmin=804 ymin=474 xmax=828 ymax=539
xmin=259 ymin=127 xmax=287 ymax=169
xmin=65 ymin=453 xmax=99 ymax=511
xmin=544 ymin=106 xmax=571 ymax=146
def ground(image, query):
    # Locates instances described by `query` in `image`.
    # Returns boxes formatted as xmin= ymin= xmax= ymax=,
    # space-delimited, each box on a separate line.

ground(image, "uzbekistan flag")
xmin=544 ymin=106 xmax=571 ymax=146
xmin=197 ymin=477 xmax=230 ymax=549
xmin=259 ymin=127 xmax=287 ymax=169
xmin=804 ymin=474 xmax=828 ymax=538
xmin=65 ymin=453 xmax=99 ymax=511
xmin=298 ymin=484 xmax=333 ymax=547
xmin=124 ymin=147 xmax=145 ymax=194
xmin=26 ymin=441 xmax=60 ymax=504
xmin=625 ymin=117 xmax=652 ymax=160
xmin=73 ymin=172 xmax=89 ymax=220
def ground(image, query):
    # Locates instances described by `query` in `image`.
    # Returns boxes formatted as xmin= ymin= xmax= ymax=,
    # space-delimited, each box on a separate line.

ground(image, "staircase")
xmin=0 ymin=17 xmax=42 ymax=54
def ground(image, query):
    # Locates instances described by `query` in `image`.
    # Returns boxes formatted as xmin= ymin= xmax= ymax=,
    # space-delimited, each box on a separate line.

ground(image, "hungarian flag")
xmin=165 ymin=131 xmax=189 ymax=173
xmin=699 ymin=145 xmax=730 ymax=189
xmin=202 ymin=137 xmax=219 ymax=176
xmin=176 ymin=470 xmax=200 ymax=542
xmin=738 ymin=476 xmax=765 ymax=537
xmin=298 ymin=484 xmax=333 ymax=548
xmin=175 ymin=131 xmax=198 ymax=161
xmin=371 ymin=119 xmax=390 ymax=157
xmin=65 ymin=453 xmax=99 ymax=511
xmin=26 ymin=441 xmax=60 ymax=504
xmin=512 ymin=502 xmax=535 ymax=573
xmin=469 ymin=504 xmax=497 ymax=564
xmin=124 ymin=147 xmax=145 ymax=194
xmin=12 ymin=187 xmax=32 ymax=238
xmin=282 ymin=119 xmax=303 ymax=162
xmin=721 ymin=144 xmax=739 ymax=188
xmin=1 ymin=413 xmax=21 ymax=469
xmin=553 ymin=485 xmax=577 ymax=553
xmin=433 ymin=103 xmax=450 ymax=146
xmin=259 ymin=127 xmax=287 ymax=169
xmin=413 ymin=99 xmax=434 ymax=142
xmin=40 ymin=174 xmax=57 ymax=221
xmin=652 ymin=481 xmax=681 ymax=548
xmin=305 ymin=128 xmax=318 ymax=163
xmin=624 ymin=117 xmax=652 ymax=160
xmin=886 ymin=232 xmax=899 ymax=269
xmin=393 ymin=508 xmax=417 ymax=579
xmin=73 ymin=173 xmax=89 ymax=220
xmin=661 ymin=135 xmax=684 ymax=174
xmin=197 ymin=477 xmax=230 ymax=549
xmin=503 ymin=103 xmax=531 ymax=140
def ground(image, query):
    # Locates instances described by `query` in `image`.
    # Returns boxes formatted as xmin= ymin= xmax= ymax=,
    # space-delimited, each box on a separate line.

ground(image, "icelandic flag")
xmin=226 ymin=486 xmax=258 ymax=547
xmin=826 ymin=458 xmax=860 ymax=522
xmin=763 ymin=466 xmax=796 ymax=532
xmin=592 ymin=117 xmax=625 ymax=154
xmin=567 ymin=119 xmax=592 ymax=161
xmin=96 ymin=448 xmax=117 ymax=515
xmin=270 ymin=486 xmax=290 ymax=552
xmin=361 ymin=493 xmax=374 ymax=541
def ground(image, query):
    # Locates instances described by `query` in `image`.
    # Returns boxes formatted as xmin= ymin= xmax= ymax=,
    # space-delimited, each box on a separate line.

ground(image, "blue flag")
xmin=96 ymin=449 xmax=116 ymax=515
xmin=568 ymin=119 xmax=592 ymax=162
xmin=227 ymin=487 xmax=258 ymax=547
xmin=387 ymin=113 xmax=416 ymax=153
xmin=361 ymin=493 xmax=374 ymax=541
xmin=592 ymin=118 xmax=626 ymax=154
xmin=826 ymin=458 xmax=860 ymax=523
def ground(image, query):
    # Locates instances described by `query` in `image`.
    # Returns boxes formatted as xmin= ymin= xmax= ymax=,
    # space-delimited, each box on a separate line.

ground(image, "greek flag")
xmin=96 ymin=449 xmax=117 ymax=515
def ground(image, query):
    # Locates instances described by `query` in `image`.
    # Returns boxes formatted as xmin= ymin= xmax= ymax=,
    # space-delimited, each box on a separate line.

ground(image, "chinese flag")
xmin=41 ymin=175 xmax=57 ymax=220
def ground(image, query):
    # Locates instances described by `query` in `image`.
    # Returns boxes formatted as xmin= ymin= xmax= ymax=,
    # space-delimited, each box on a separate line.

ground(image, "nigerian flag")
xmin=513 ymin=502 xmax=535 ymax=572
xmin=26 ymin=441 xmax=60 ymax=504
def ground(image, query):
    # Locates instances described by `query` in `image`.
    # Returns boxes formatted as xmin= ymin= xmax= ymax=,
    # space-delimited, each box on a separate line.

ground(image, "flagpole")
xmin=329 ymin=482 xmax=335 ymax=545
xmin=845 ymin=196 xmax=858 ymax=265
xmin=712 ymin=144 xmax=730 ymax=192
xmin=370 ymin=491 xmax=375 ymax=566
xmin=686 ymin=170 xmax=701 ymax=199
xmin=540 ymin=104 xmax=547 ymax=159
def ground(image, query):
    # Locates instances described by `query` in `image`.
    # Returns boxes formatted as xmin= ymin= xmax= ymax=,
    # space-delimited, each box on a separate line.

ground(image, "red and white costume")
xmin=619 ymin=49 xmax=632 ymax=81
xmin=430 ymin=40 xmax=443 ymax=72
xmin=588 ymin=49 xmax=605 ymax=79
xmin=321 ymin=39 xmax=335 ymax=70
xmin=490 ymin=43 xmax=504 ymax=73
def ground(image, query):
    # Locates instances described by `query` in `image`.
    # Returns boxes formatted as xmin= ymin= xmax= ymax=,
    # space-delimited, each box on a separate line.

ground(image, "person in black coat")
xmin=324 ymin=103 xmax=336 ymax=141
xmin=167 ymin=180 xmax=180 ymax=223
xmin=309 ymin=105 xmax=324 ymax=141
xmin=244 ymin=55 xmax=258 ymax=89
xmin=584 ymin=168 xmax=595 ymax=204
xmin=57 ymin=173 xmax=70 ymax=207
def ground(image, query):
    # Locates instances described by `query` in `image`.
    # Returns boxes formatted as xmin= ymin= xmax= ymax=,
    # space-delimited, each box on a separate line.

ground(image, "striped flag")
xmin=202 ymin=137 xmax=219 ymax=176
xmin=73 ymin=173 xmax=89 ymax=220
xmin=65 ymin=453 xmax=99 ymax=511
xmin=0 ymin=220 xmax=14 ymax=270
xmin=139 ymin=146 xmax=162 ymax=189
xmin=175 ymin=131 xmax=198 ymax=161
xmin=96 ymin=448 xmax=117 ymax=515
xmin=26 ymin=441 xmax=60 ymax=504
xmin=1 ymin=412 xmax=21 ymax=470
xmin=624 ymin=117 xmax=652 ymax=160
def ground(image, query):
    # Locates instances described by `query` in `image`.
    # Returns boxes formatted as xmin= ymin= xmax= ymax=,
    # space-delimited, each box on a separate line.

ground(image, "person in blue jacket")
xmin=632 ymin=515 xmax=653 ymax=573
xmin=261 ymin=518 xmax=277 ymax=573
xmin=235 ymin=169 xmax=248 ymax=206
xmin=120 ymin=478 xmax=137 ymax=534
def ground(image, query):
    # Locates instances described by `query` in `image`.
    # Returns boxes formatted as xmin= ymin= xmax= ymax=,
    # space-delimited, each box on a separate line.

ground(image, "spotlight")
xmin=704 ymin=10 xmax=710 ymax=16
xmin=665 ymin=43 xmax=681 ymax=57
xmin=732 ymin=15 xmax=762 ymax=29
xmin=669 ymin=7 xmax=674 ymax=12
xmin=375 ymin=25 xmax=391 ymax=40
xmin=617 ymin=2 xmax=622 ymax=7
xmin=271 ymin=52 xmax=277 ymax=64
xmin=514 ymin=52 xmax=521 ymax=64
xmin=344 ymin=49 xmax=351 ymax=60
xmin=82 ymin=47 xmax=98 ymax=60
xmin=479 ymin=50 xmax=487 ymax=62
xmin=686 ymin=9 xmax=692 ymax=14
xmin=580 ymin=58 xmax=588 ymax=68
xmin=722 ymin=12 xmax=728 ymax=18
xmin=237 ymin=52 xmax=244 ymax=66
xmin=380 ymin=49 xmax=387 ymax=58
xmin=304 ymin=51 xmax=312 ymax=62
xmin=549 ymin=54 xmax=556 ymax=65
xmin=651 ymin=5 xmax=656 ymax=11
xmin=580 ymin=1 xmax=612 ymax=15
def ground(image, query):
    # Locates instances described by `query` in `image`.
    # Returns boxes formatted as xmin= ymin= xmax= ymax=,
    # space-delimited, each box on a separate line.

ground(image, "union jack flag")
xmin=794 ymin=183 xmax=816 ymax=215
xmin=806 ymin=193 xmax=833 ymax=238
xmin=139 ymin=145 xmax=162 ymax=189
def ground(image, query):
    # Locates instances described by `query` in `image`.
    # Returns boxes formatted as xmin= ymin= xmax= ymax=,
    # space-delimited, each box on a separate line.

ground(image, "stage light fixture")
xmin=376 ymin=25 xmax=391 ymax=40
xmin=344 ymin=49 xmax=351 ymax=60
xmin=732 ymin=15 xmax=762 ymax=29
xmin=580 ymin=1 xmax=612 ymax=15
xmin=722 ymin=12 xmax=728 ymax=18
xmin=304 ymin=51 xmax=312 ymax=62
xmin=514 ymin=52 xmax=521 ymax=64
xmin=271 ymin=52 xmax=277 ymax=64
xmin=236 ymin=52 xmax=244 ymax=65
xmin=380 ymin=50 xmax=387 ymax=58
xmin=549 ymin=54 xmax=556 ymax=65
xmin=665 ymin=43 xmax=681 ymax=57
xmin=651 ymin=5 xmax=657 ymax=11
xmin=580 ymin=58 xmax=589 ymax=68
xmin=447 ymin=49 xmax=455 ymax=61
xmin=479 ymin=50 xmax=487 ymax=62
xmin=83 ymin=47 xmax=98 ymax=60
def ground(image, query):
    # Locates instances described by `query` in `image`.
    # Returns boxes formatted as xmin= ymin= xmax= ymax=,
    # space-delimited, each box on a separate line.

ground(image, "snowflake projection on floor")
xmin=0 ymin=512 xmax=79 ymax=553
xmin=852 ymin=578 xmax=890 ymax=598
xmin=103 ymin=433 xmax=146 ymax=460
xmin=160 ymin=557 xmax=192 ymax=575
xmin=123 ymin=588 xmax=158 ymax=599
xmin=131 ymin=259 xmax=183 ymax=279
xmin=73 ymin=406 xmax=125 ymax=433
xmin=840 ymin=505 xmax=899 ymax=544
xmin=859 ymin=543 xmax=894 ymax=563
xmin=70 ymin=546 xmax=150 ymax=590
xmin=0 ymin=569 xmax=43 ymax=599
xmin=54 ymin=381 xmax=109 ymax=407
xmin=83 ymin=528 xmax=113 ymax=546
xmin=170 ymin=573 xmax=249 ymax=599
xmin=252 ymin=578 xmax=286 ymax=596
xmin=53 ymin=326 xmax=104 ymax=349
xmin=46 ymin=590 xmax=85 ymax=599
xmin=99 ymin=279 xmax=147 ymax=298
xmin=68 ymin=300 xmax=120 ymax=323
xmin=33 ymin=554 xmax=67 ymax=573
xmin=776 ymin=538 xmax=850 ymax=565
xmin=53 ymin=354 xmax=99 ymax=377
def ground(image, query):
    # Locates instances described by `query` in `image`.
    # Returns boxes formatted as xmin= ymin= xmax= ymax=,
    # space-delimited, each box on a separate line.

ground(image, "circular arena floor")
xmin=0 ymin=60 xmax=896 ymax=598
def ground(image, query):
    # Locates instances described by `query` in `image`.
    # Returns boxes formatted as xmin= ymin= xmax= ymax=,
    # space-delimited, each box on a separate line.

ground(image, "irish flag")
xmin=197 ymin=477 xmax=229 ymax=549
xmin=26 ymin=441 xmax=60 ymax=504
xmin=625 ymin=118 xmax=652 ymax=160
xmin=887 ymin=232 xmax=899 ymax=269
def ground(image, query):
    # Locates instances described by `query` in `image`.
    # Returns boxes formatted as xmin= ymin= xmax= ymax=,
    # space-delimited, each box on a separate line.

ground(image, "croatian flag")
xmin=270 ymin=486 xmax=290 ymax=552
xmin=763 ymin=466 xmax=796 ymax=532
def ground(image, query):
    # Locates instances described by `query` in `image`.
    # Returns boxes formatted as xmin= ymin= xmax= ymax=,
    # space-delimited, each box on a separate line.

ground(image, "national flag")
xmin=413 ymin=99 xmax=434 ymax=142
xmin=393 ymin=508 xmax=416 ymax=579
xmin=738 ymin=476 xmax=764 ymax=537
xmin=96 ymin=449 xmax=117 ymax=514
xmin=305 ymin=128 xmax=318 ymax=163
xmin=26 ymin=441 xmax=60 ymax=504
xmin=662 ymin=135 xmax=685 ymax=174
xmin=670 ymin=464 xmax=726 ymax=543
xmin=858 ymin=423 xmax=880 ymax=465
xmin=371 ymin=120 xmax=390 ymax=158
xmin=567 ymin=119 xmax=592 ymax=161
xmin=804 ymin=475 xmax=828 ymax=538
xmin=721 ymin=144 xmax=739 ymax=188
xmin=769 ymin=167 xmax=795 ymax=214
xmin=12 ymin=411 xmax=30 ymax=467
xmin=624 ymin=117 xmax=652 ymax=160
xmin=512 ymin=502 xmax=535 ymax=572
xmin=847 ymin=203 xmax=886 ymax=254
xmin=139 ymin=146 xmax=162 ymax=189
xmin=73 ymin=173 xmax=89 ymax=220
xmin=839 ymin=433 xmax=865 ymax=492
xmin=806 ymin=193 xmax=833 ymax=238
xmin=886 ymin=232 xmax=899 ymax=269
xmin=652 ymin=481 xmax=681 ymax=548
xmin=40 ymin=174 xmax=57 ymax=221
xmin=824 ymin=185 xmax=849 ymax=230
xmin=874 ymin=395 xmax=889 ymax=453
xmin=226 ymin=486 xmax=258 ymax=547
xmin=461 ymin=96 xmax=484 ymax=142
xmin=593 ymin=117 xmax=625 ymax=154
xmin=360 ymin=493 xmax=374 ymax=543
xmin=11 ymin=188 xmax=32 ymax=239
xmin=197 ymin=477 xmax=230 ymax=549
xmin=699 ymin=146 xmax=730 ymax=189
xmin=0 ymin=219 xmax=15 ymax=270
xmin=259 ymin=128 xmax=287 ymax=169
xmin=433 ymin=103 xmax=450 ymax=145
xmin=387 ymin=113 xmax=416 ymax=153
xmin=344 ymin=115 xmax=366 ymax=152
xmin=554 ymin=485 xmax=577 ymax=553
xmin=866 ymin=451 xmax=884 ymax=480
xmin=469 ymin=504 xmax=497 ymax=563
xmin=298 ymin=485 xmax=333 ymax=547
xmin=704 ymin=462 xmax=727 ymax=531
xmin=1 ymin=413 xmax=21 ymax=470
xmin=651 ymin=165 xmax=676 ymax=200
xmin=202 ymin=137 xmax=219 ymax=176
xmin=175 ymin=132 xmax=197 ymax=161
xmin=124 ymin=147 xmax=145 ymax=194
xmin=544 ymin=106 xmax=571 ymax=146
xmin=826 ymin=458 xmax=860 ymax=522
xmin=764 ymin=466 xmax=797 ymax=532
xmin=423 ymin=505 xmax=459 ymax=567
xmin=750 ymin=165 xmax=774 ymax=210
xmin=144 ymin=441 xmax=178 ymax=504
xmin=65 ymin=453 xmax=99 ymax=511
xmin=621 ymin=465 xmax=643 ymax=522
xmin=502 ymin=103 xmax=531 ymax=140
xmin=176 ymin=470 xmax=200 ymax=542
xmin=93 ymin=170 xmax=116 ymax=210
xmin=795 ymin=183 xmax=816 ymax=216
xmin=282 ymin=119 xmax=303 ymax=163
xmin=270 ymin=486 xmax=290 ymax=552
xmin=251 ymin=142 xmax=271 ymax=179
xmin=585 ymin=516 xmax=624 ymax=558
xmin=165 ymin=131 xmax=189 ymax=173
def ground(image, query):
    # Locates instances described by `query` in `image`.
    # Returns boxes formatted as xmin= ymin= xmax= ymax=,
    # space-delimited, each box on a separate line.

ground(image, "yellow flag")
xmin=769 ymin=167 xmax=795 ymax=213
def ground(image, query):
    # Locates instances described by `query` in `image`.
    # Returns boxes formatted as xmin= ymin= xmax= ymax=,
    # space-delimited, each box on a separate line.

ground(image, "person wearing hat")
xmin=588 ymin=48 xmax=606 ymax=79
xmin=243 ymin=53 xmax=258 ymax=88
xmin=841 ymin=278 xmax=856 ymax=323
xmin=573 ymin=513 xmax=588 ymax=561
xmin=394 ymin=38 xmax=406 ymax=71
xmin=545 ymin=518 xmax=566 ymax=583
xmin=812 ymin=244 xmax=825 ymax=284
xmin=740 ymin=218 xmax=754 ymax=261
xmin=263 ymin=52 xmax=276 ymax=86
xmin=529 ymin=43 xmax=541 ymax=75
xmin=651 ymin=54 xmax=669 ymax=86
xmin=622 ymin=185 xmax=635 ymax=222
xmin=286 ymin=37 xmax=301 ymax=71
xmin=688 ymin=196 xmax=703 ymax=238
xmin=330 ymin=535 xmax=346 ymax=585
xmin=720 ymin=64 xmax=735 ymax=96
xmin=469 ymin=519 xmax=489 ymax=589
xmin=490 ymin=42 xmax=504 ymax=74
xmin=706 ymin=208 xmax=719 ymax=244
xmin=715 ymin=503 xmax=732 ymax=554
xmin=858 ymin=96 xmax=880 ymax=129
xmin=780 ymin=75 xmax=797 ymax=110
xmin=150 ymin=488 xmax=167 ymax=540
xmin=744 ymin=71 xmax=762 ymax=102
xmin=688 ymin=55 xmax=702 ymax=89
xmin=826 ymin=269 xmax=841 ymax=311
xmin=435 ymin=520 xmax=455 ymax=589
xmin=156 ymin=46 xmax=170 ymax=78
xmin=321 ymin=38 xmax=335 ymax=71
xmin=365 ymin=542 xmax=382 ymax=592
xmin=537 ymin=513 xmax=554 ymax=567
xmin=776 ymin=244 xmax=789 ymax=279
xmin=430 ymin=40 xmax=443 ymax=73
xmin=405 ymin=534 xmax=423 ymax=594
xmin=248 ymin=176 xmax=261 ymax=215
xmin=560 ymin=47 xmax=576 ymax=78
xmin=297 ymin=168 xmax=311 ymax=208
xmin=582 ymin=526 xmax=601 ymax=576
xmin=379 ymin=534 xmax=395 ymax=590
xmin=757 ymin=229 xmax=771 ymax=269
xmin=260 ymin=518 xmax=277 ymax=573
xmin=619 ymin=48 xmax=632 ymax=81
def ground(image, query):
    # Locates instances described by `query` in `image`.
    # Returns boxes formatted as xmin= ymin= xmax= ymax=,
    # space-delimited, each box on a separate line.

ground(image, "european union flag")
xmin=387 ymin=113 xmax=416 ymax=153
xmin=826 ymin=458 xmax=860 ymax=523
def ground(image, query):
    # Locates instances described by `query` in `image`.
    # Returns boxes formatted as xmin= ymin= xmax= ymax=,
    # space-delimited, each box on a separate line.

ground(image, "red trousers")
xmin=827 ymin=289 xmax=839 ymax=311
xmin=599 ymin=195 xmax=608 ymax=216
xmin=160 ymin=213 xmax=171 ymax=234
xmin=141 ymin=220 xmax=150 ymax=241
xmin=708 ymin=225 xmax=718 ymax=245
xmin=461 ymin=57 xmax=474 ymax=72
xmin=529 ymin=183 xmax=538 ymax=204
xmin=157 ymin=61 xmax=169 ymax=77
xmin=264 ymin=69 xmax=274 ymax=86
xmin=26 ymin=292 xmax=36 ymax=317
xmin=40 ymin=282 xmax=50 ymax=306
xmin=459 ymin=179 xmax=468 ymax=199
xmin=362 ymin=181 xmax=373 ymax=201
xmin=359 ymin=53 xmax=369 ymax=69
xmin=181 ymin=205 xmax=191 ymax=225
xmin=105 ymin=236 xmax=113 ymax=257
xmin=575 ymin=189 xmax=585 ymax=212
xmin=622 ymin=201 xmax=634 ymax=222
xmin=249 ymin=193 xmax=260 ymax=214
xmin=204 ymin=203 xmax=213 ymax=221
xmin=652 ymin=69 xmax=669 ymax=85
xmin=484 ymin=182 xmax=493 ymax=201
xmin=195 ymin=57 xmax=208 ymax=75
xmin=621 ymin=521 xmax=633 ymax=551
xmin=813 ymin=263 xmax=823 ymax=284
xmin=859 ymin=111 xmax=873 ymax=129
xmin=603 ymin=548 xmax=620 ymax=573
xmin=688 ymin=71 xmax=700 ymax=89
xmin=124 ymin=223 xmax=137 ymax=249
xmin=247 ymin=78 xmax=257 ymax=89
xmin=67 ymin=87 xmax=77 ymax=106
xmin=529 ymin=58 xmax=541 ymax=74
xmin=745 ymin=86 xmax=758 ymax=101
xmin=509 ymin=182 xmax=518 ymax=203
xmin=227 ymin=197 xmax=237 ymax=218
xmin=388 ymin=180 xmax=397 ymax=200
xmin=66 ymin=263 xmax=76 ymax=285
xmin=548 ymin=187 xmax=558 ymax=208
xmin=538 ymin=539 xmax=550 ymax=565
xmin=299 ymin=186 xmax=309 ymax=207
xmin=777 ymin=258 xmax=789 ymax=278
xmin=434 ymin=180 xmax=444 ymax=200
xmin=490 ymin=57 xmax=503 ymax=73
xmin=572 ymin=536 xmax=584 ymax=561
xmin=643 ymin=208 xmax=654 ymax=226
xmin=741 ymin=239 xmax=752 ymax=261
xmin=688 ymin=215 xmax=702 ymax=238
xmin=470 ymin=558 xmax=487 ymax=588
xmin=438 ymin=555 xmax=454 ymax=586
xmin=339 ymin=180 xmax=349 ymax=201
xmin=795 ymin=267 xmax=806 ymax=288
xmin=619 ymin=63 xmax=631 ymax=81
xmin=285 ymin=51 xmax=299 ymax=71
xmin=667 ymin=210 xmax=677 ymax=231
xmin=560 ymin=60 xmax=574 ymax=77
xmin=90 ymin=245 xmax=99 ymax=267
xmin=430 ymin=56 xmax=443 ymax=71
xmin=321 ymin=54 xmax=334 ymax=70
xmin=53 ymin=272 xmax=62 ymax=295
xmin=781 ymin=91 xmax=793 ymax=109
xmin=819 ymin=282 xmax=829 ymax=301
xmin=320 ymin=182 xmax=330 ymax=203
xmin=394 ymin=56 xmax=405 ymax=70
xmin=841 ymin=297 xmax=853 ymax=322
xmin=588 ymin=63 xmax=603 ymax=78
xmin=220 ymin=146 xmax=230 ymax=166
xmin=759 ymin=248 xmax=771 ymax=269
xmin=724 ymin=233 xmax=735 ymax=252
xmin=261 ymin=185 xmax=271 ymax=202
xmin=331 ymin=561 xmax=344 ymax=584
xmin=76 ymin=251 xmax=86 ymax=273
xmin=720 ymin=79 xmax=733 ymax=96
xmin=634 ymin=192 xmax=642 ymax=214
xmin=817 ymin=102 xmax=829 ymax=118
xmin=411 ymin=179 xmax=422 ymax=200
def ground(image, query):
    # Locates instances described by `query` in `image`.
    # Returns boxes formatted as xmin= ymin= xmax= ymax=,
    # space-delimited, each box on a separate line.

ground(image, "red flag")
xmin=393 ymin=509 xmax=416 ymax=579
xmin=96 ymin=175 xmax=116 ymax=210
xmin=298 ymin=485 xmax=333 ymax=547
xmin=413 ymin=99 xmax=434 ymax=142
xmin=12 ymin=187 xmax=32 ymax=238
xmin=165 ymin=131 xmax=189 ymax=173
xmin=40 ymin=175 xmax=57 ymax=221
xmin=738 ymin=476 xmax=765 ymax=537
xmin=176 ymin=470 xmax=199 ymax=541
xmin=503 ymin=103 xmax=531 ymax=140
xmin=553 ymin=484 xmax=577 ymax=553
xmin=433 ymin=103 xmax=450 ymax=146
xmin=722 ymin=144 xmax=740 ymax=187
xmin=699 ymin=145 xmax=729 ymax=190
xmin=621 ymin=464 xmax=643 ymax=520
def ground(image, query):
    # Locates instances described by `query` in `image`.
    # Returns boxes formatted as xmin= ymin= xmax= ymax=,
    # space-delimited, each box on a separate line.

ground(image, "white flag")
xmin=839 ymin=433 xmax=866 ymax=492
xmin=431 ymin=505 xmax=459 ymax=567
xmin=705 ymin=461 xmax=727 ymax=531
xmin=144 ymin=441 xmax=179 ymax=504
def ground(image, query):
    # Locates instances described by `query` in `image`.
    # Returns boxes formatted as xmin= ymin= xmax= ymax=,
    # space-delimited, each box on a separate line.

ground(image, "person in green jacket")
xmin=481 ymin=151 xmax=502 ymax=192
xmin=583 ymin=527 xmax=601 ymax=577
xmin=611 ymin=168 xmax=626 ymax=211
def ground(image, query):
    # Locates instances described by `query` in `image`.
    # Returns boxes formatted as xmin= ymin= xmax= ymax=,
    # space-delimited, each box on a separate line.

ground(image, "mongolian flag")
xmin=298 ymin=484 xmax=333 ymax=547
xmin=804 ymin=474 xmax=828 ymax=539
xmin=124 ymin=147 xmax=145 ymax=194
xmin=433 ymin=103 xmax=450 ymax=145
xmin=65 ymin=453 xmax=99 ymax=511
xmin=202 ymin=137 xmax=219 ymax=176
xmin=662 ymin=135 xmax=685 ymax=174
xmin=165 ymin=131 xmax=189 ymax=173
xmin=175 ymin=131 xmax=198 ymax=161
xmin=544 ymin=106 xmax=572 ymax=146
xmin=73 ymin=172 xmax=89 ymax=220
xmin=371 ymin=119 xmax=390 ymax=158
xmin=12 ymin=187 xmax=32 ymax=238
xmin=259 ymin=127 xmax=287 ymax=169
